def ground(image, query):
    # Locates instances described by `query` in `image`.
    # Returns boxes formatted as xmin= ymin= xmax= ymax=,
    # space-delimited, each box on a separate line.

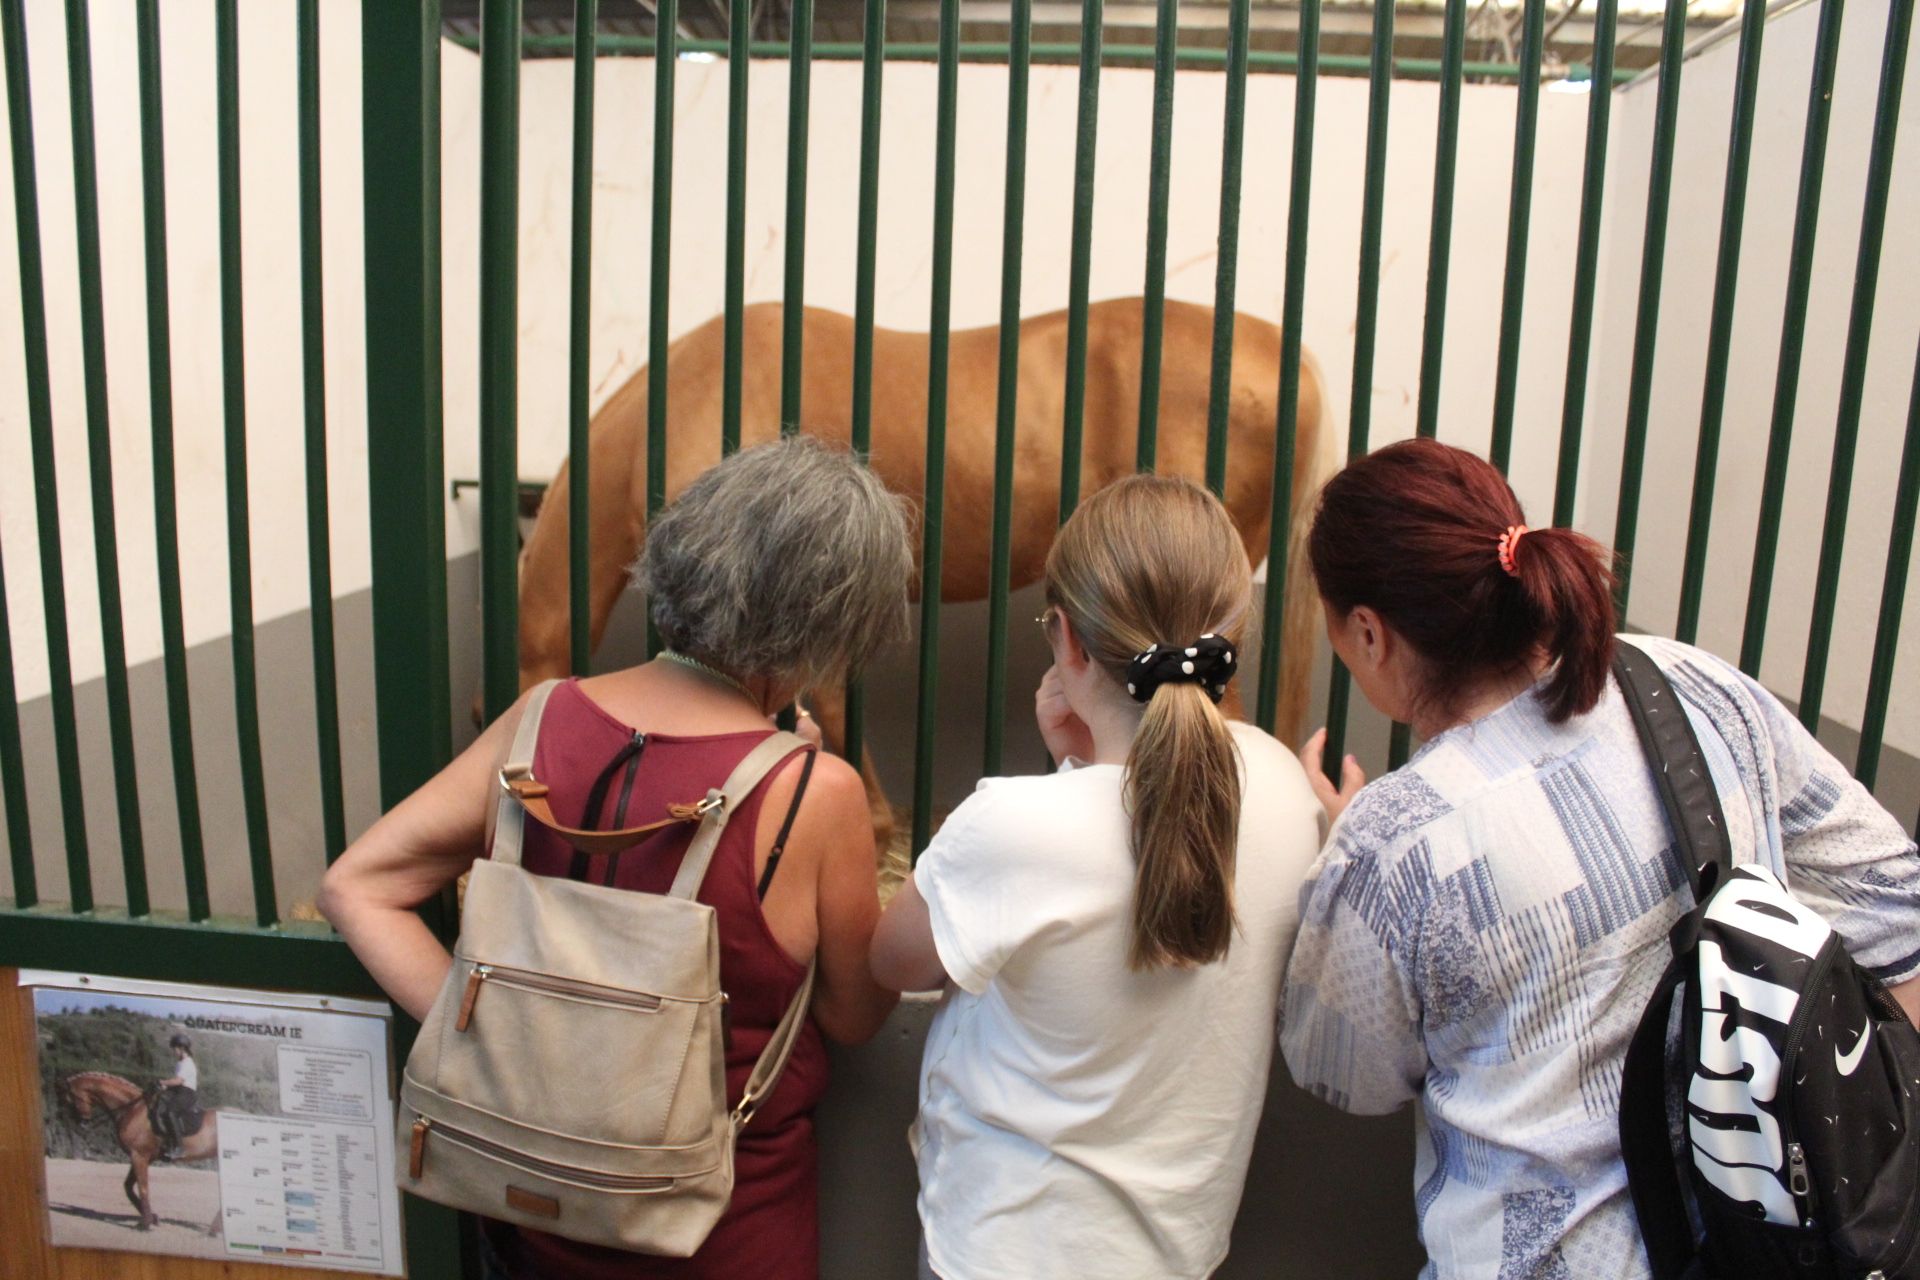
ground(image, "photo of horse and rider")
xmin=36 ymin=986 xmax=285 ymax=1258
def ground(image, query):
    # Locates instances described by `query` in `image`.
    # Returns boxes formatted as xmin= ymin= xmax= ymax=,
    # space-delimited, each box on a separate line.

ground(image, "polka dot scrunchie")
xmin=1124 ymin=634 xmax=1238 ymax=706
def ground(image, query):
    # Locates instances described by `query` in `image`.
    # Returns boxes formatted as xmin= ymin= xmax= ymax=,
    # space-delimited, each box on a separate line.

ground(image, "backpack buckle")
xmin=693 ymin=792 xmax=725 ymax=819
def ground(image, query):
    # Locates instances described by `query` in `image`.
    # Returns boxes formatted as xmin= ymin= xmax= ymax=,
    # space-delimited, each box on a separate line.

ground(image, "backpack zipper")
xmin=409 ymin=1116 xmax=676 ymax=1191
xmin=455 ymin=963 xmax=668 ymax=1032
xmin=1773 ymin=934 xmax=1842 ymax=1230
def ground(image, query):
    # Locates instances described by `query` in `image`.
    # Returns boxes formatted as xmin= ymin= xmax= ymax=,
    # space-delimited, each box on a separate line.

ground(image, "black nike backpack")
xmin=1613 ymin=641 xmax=1920 ymax=1279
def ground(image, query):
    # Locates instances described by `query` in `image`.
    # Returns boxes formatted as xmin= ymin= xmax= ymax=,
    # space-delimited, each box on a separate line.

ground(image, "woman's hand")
xmin=1035 ymin=665 xmax=1095 ymax=768
xmin=1300 ymin=727 xmax=1366 ymax=827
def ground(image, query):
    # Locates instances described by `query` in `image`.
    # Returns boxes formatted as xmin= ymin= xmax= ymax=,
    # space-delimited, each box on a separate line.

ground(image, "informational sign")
xmin=22 ymin=970 xmax=404 ymax=1275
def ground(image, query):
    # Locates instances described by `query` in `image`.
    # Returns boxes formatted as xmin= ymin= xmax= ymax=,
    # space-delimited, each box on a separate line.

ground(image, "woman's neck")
xmin=1410 ymin=656 xmax=1552 ymax=741
xmin=1082 ymin=696 xmax=1146 ymax=766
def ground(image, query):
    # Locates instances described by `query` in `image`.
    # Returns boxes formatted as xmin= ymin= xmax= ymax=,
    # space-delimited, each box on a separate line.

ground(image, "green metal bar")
xmin=723 ymin=0 xmax=750 ymax=455
xmin=1202 ymin=0 xmax=1251 ymax=497
xmin=983 ymin=0 xmax=1031 ymax=776
xmin=297 ymin=0 xmax=346 ymax=864
xmin=1673 ymin=0 xmax=1766 ymax=645
xmin=1058 ymin=0 xmax=1102 ymax=522
xmin=363 ymin=0 xmax=454 ymax=812
xmin=1320 ymin=0 xmax=1394 ymax=778
xmin=646 ymin=0 xmax=677 ymax=660
xmin=1743 ymin=0 xmax=1885 ymax=674
xmin=1552 ymin=0 xmax=1617 ymax=526
xmin=216 ymin=0 xmax=274 ymax=927
xmin=781 ymin=0 xmax=814 ymax=435
xmin=2 ymin=0 xmax=88 ymax=913
xmin=1134 ymin=0 xmax=1178 ymax=472
xmin=480 ymin=33 xmax=1636 ymax=81
xmin=568 ymin=0 xmax=598 ymax=676
xmin=1611 ymin=0 xmax=1689 ymax=617
xmin=65 ymin=0 xmax=148 ymax=916
xmin=480 ymin=0 xmax=523 ymax=717
xmin=1797 ymin=0 xmax=1908 ymax=731
xmin=845 ymin=0 xmax=886 ymax=770
xmin=0 ymin=908 xmax=386 ymax=997
xmin=1257 ymin=0 xmax=1317 ymax=736
xmin=912 ymin=0 xmax=961 ymax=856
xmin=1488 ymin=0 xmax=1545 ymax=473
xmin=1414 ymin=0 xmax=1467 ymax=440
xmin=0 ymin=533 xmax=34 ymax=908
xmin=1855 ymin=333 xmax=1920 ymax=791
xmin=135 ymin=0 xmax=207 ymax=912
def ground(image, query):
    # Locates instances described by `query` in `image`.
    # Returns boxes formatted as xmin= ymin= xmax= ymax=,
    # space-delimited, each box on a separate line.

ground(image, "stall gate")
xmin=1 ymin=0 xmax=1917 ymax=1274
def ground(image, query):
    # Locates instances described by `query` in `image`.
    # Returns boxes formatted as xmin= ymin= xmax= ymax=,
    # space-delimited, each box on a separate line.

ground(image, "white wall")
xmin=3 ymin=3 xmax=1599 ymax=708
xmin=18 ymin=3 xmax=1911 ymax=761
xmin=0 ymin=0 xmax=368 ymax=703
xmin=440 ymin=45 xmax=1597 ymax=526
xmin=1578 ymin=0 xmax=1920 ymax=753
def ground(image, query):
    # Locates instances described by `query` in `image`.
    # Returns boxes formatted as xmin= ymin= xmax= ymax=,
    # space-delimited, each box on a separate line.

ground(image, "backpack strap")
xmin=665 ymin=731 xmax=811 ymax=901
xmin=665 ymin=729 xmax=815 ymax=1131
xmin=1619 ymin=955 xmax=1697 ymax=1280
xmin=733 ymin=960 xmax=816 ymax=1132
xmin=491 ymin=680 xmax=562 ymax=869
xmin=1613 ymin=641 xmax=1738 ymax=1280
xmin=1611 ymin=641 xmax=1734 ymax=900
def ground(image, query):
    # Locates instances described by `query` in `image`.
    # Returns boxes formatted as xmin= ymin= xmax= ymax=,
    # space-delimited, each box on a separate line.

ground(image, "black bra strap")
xmin=758 ymin=748 xmax=818 ymax=900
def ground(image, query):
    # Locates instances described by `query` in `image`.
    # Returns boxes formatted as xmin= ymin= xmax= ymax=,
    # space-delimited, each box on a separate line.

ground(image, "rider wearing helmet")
xmin=154 ymin=1033 xmax=198 ymax=1162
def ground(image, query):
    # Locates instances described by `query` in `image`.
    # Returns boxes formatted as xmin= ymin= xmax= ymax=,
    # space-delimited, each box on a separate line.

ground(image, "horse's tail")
xmin=1270 ymin=347 xmax=1340 ymax=743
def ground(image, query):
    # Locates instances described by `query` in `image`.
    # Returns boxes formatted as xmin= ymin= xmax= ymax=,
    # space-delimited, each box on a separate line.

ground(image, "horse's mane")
xmin=64 ymin=1071 xmax=141 ymax=1091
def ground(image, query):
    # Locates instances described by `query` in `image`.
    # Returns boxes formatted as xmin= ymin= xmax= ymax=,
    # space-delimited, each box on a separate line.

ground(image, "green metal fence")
xmin=1 ymin=2 xmax=1918 ymax=1272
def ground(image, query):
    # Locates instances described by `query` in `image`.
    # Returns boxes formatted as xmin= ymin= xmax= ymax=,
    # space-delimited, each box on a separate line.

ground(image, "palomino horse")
xmin=57 ymin=1073 xmax=219 ymax=1234
xmin=516 ymin=298 xmax=1334 ymax=849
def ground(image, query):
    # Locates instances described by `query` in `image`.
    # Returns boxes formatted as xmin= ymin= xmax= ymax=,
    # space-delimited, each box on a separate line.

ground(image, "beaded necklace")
xmin=660 ymin=649 xmax=759 ymax=706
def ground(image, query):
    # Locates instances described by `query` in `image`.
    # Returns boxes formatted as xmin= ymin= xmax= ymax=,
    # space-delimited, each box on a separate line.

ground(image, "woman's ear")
xmin=1347 ymin=605 xmax=1390 ymax=672
xmin=1052 ymin=613 xmax=1094 ymax=674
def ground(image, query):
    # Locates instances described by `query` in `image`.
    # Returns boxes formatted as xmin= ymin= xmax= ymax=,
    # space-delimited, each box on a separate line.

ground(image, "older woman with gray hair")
xmin=322 ymin=437 xmax=911 ymax=1280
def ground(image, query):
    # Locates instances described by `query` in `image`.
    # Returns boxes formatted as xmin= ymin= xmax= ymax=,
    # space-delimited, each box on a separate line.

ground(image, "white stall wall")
xmin=1578 ymin=0 xmax=1920 ymax=753
xmin=0 ymin=0 xmax=369 ymax=705
xmin=439 ymin=46 xmax=1597 ymax=545
xmin=4 ymin=5 xmax=1601 ymax=705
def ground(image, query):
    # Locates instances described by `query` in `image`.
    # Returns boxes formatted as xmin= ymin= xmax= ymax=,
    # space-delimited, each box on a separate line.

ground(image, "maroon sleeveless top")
xmin=483 ymin=679 xmax=829 ymax=1280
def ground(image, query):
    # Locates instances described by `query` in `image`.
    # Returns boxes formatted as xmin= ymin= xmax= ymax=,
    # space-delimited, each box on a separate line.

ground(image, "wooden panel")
xmin=0 ymin=969 xmax=352 ymax=1280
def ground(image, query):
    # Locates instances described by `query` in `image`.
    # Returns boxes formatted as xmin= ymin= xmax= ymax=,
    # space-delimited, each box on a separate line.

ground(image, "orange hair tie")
xmin=1497 ymin=525 xmax=1528 ymax=578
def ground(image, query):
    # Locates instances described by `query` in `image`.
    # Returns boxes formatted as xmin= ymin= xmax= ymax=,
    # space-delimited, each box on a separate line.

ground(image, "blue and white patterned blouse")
xmin=1279 ymin=636 xmax=1920 ymax=1280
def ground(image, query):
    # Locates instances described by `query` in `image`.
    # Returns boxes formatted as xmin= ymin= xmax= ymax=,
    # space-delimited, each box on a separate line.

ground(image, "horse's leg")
xmin=515 ymin=375 xmax=646 ymax=697
xmin=126 ymin=1156 xmax=155 ymax=1229
xmin=1273 ymin=359 xmax=1336 ymax=746
xmin=805 ymin=684 xmax=896 ymax=859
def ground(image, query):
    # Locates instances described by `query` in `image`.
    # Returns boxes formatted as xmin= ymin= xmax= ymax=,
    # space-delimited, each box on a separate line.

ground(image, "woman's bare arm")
xmin=787 ymin=754 xmax=899 ymax=1044
xmin=869 ymin=876 xmax=948 ymax=993
xmin=318 ymin=697 xmax=526 ymax=1021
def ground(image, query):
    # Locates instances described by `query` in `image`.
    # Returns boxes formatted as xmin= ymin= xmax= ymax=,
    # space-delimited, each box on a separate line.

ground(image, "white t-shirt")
xmin=912 ymin=721 xmax=1324 ymax=1280
xmin=176 ymin=1056 xmax=198 ymax=1091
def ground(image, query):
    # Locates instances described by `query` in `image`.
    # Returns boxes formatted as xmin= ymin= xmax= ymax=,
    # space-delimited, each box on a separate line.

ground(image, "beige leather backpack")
xmin=397 ymin=680 xmax=814 ymax=1256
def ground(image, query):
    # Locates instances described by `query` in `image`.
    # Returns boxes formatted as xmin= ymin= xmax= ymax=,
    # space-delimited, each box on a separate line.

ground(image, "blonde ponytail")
xmin=1044 ymin=475 xmax=1252 ymax=972
xmin=1126 ymin=682 xmax=1241 ymax=969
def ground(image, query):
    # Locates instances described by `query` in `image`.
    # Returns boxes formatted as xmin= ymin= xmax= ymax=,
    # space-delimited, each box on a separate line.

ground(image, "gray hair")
xmin=636 ymin=437 xmax=913 ymax=687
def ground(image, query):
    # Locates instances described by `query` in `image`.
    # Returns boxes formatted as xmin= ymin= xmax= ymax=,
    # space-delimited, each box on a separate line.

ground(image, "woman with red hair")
xmin=1280 ymin=438 xmax=1920 ymax=1278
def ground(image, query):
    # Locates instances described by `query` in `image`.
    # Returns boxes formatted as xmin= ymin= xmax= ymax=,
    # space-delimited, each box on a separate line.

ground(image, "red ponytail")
xmin=1307 ymin=439 xmax=1618 ymax=724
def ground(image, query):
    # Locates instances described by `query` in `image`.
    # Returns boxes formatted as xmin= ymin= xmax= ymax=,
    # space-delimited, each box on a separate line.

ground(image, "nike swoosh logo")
xmin=1836 ymin=1020 xmax=1872 ymax=1076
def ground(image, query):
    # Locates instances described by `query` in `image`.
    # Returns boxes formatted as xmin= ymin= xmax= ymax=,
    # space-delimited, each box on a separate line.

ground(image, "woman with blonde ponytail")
xmin=872 ymin=475 xmax=1324 ymax=1280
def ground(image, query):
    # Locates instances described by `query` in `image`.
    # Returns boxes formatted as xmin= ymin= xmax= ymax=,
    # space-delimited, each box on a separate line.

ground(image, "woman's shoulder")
xmin=925 ymin=766 xmax=1128 ymax=861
